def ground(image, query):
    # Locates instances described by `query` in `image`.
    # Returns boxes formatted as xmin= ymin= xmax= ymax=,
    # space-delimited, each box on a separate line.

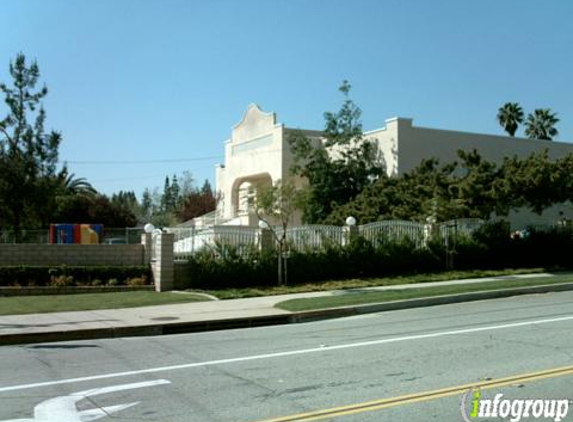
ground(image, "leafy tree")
xmin=177 ymin=179 xmax=217 ymax=222
xmin=326 ymin=148 xmax=573 ymax=225
xmin=0 ymin=53 xmax=61 ymax=239
xmin=524 ymin=109 xmax=559 ymax=140
xmin=289 ymin=80 xmax=384 ymax=223
xmin=497 ymin=102 xmax=524 ymax=136
xmin=54 ymin=194 xmax=137 ymax=227
xmin=255 ymin=180 xmax=302 ymax=285
xmin=111 ymin=190 xmax=142 ymax=223
xmin=141 ymin=188 xmax=153 ymax=222
xmin=35 ymin=167 xmax=97 ymax=227
xmin=325 ymin=158 xmax=460 ymax=224
xmin=499 ymin=150 xmax=562 ymax=214
xmin=144 ymin=184 xmax=178 ymax=227
xmin=141 ymin=174 xmax=215 ymax=226
xmin=179 ymin=171 xmax=195 ymax=197
xmin=451 ymin=150 xmax=505 ymax=217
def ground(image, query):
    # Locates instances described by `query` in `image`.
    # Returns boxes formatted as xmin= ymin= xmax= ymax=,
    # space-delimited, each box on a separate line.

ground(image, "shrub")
xmin=180 ymin=235 xmax=444 ymax=290
xmin=0 ymin=265 xmax=152 ymax=287
xmin=49 ymin=275 xmax=74 ymax=287
xmin=177 ymin=222 xmax=573 ymax=290
xmin=453 ymin=221 xmax=573 ymax=271
xmin=107 ymin=278 xmax=119 ymax=286
xmin=126 ymin=276 xmax=148 ymax=286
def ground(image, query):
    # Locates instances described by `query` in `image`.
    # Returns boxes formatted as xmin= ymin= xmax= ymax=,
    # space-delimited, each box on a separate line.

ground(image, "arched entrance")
xmin=230 ymin=173 xmax=273 ymax=217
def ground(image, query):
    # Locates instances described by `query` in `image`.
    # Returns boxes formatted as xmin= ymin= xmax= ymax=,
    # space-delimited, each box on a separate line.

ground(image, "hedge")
xmin=0 ymin=265 xmax=152 ymax=287
xmin=178 ymin=222 xmax=573 ymax=290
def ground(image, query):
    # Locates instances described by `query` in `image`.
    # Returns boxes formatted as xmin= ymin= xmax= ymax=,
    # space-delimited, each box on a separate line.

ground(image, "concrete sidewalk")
xmin=0 ymin=273 xmax=568 ymax=345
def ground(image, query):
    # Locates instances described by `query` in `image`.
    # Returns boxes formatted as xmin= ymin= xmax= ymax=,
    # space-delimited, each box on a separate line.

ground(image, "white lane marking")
xmin=2 ymin=314 xmax=573 ymax=394
xmin=1 ymin=379 xmax=170 ymax=422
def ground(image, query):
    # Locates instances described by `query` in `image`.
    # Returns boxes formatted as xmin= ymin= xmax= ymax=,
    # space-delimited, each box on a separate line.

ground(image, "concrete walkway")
xmin=0 ymin=273 xmax=564 ymax=345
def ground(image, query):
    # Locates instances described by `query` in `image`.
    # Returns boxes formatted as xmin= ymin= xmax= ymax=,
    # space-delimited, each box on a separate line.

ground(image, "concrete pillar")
xmin=423 ymin=216 xmax=438 ymax=248
xmin=151 ymin=233 xmax=174 ymax=292
xmin=259 ymin=228 xmax=275 ymax=252
xmin=343 ymin=225 xmax=359 ymax=246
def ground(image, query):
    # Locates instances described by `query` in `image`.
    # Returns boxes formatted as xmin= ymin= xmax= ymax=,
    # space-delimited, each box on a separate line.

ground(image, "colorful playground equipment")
xmin=49 ymin=224 xmax=104 ymax=244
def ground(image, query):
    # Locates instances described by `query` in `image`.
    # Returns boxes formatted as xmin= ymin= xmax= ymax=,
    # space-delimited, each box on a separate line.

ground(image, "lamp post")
xmin=344 ymin=216 xmax=358 ymax=246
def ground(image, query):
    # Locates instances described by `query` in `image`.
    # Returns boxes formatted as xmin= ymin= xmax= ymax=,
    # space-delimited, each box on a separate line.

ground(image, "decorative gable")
xmin=232 ymin=104 xmax=277 ymax=143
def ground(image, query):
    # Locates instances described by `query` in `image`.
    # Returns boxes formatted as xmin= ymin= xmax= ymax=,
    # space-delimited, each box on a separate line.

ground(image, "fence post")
xmin=151 ymin=232 xmax=175 ymax=292
xmin=259 ymin=228 xmax=274 ymax=252
xmin=343 ymin=216 xmax=359 ymax=246
xmin=423 ymin=216 xmax=438 ymax=248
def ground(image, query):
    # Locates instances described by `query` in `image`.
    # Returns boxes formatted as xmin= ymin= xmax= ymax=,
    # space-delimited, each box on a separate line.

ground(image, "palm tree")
xmin=497 ymin=102 xmax=524 ymax=136
xmin=56 ymin=166 xmax=97 ymax=197
xmin=524 ymin=109 xmax=559 ymax=141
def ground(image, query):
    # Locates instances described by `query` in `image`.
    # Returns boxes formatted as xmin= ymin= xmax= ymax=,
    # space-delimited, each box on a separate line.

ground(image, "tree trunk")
xmin=277 ymin=242 xmax=283 ymax=286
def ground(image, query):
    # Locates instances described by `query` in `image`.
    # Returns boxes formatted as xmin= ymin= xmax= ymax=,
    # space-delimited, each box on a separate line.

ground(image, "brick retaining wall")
xmin=0 ymin=244 xmax=145 ymax=266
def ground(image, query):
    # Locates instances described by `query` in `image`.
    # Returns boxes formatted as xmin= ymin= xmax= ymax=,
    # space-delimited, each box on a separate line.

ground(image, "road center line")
xmin=252 ymin=365 xmax=573 ymax=422
xmin=2 ymin=314 xmax=573 ymax=393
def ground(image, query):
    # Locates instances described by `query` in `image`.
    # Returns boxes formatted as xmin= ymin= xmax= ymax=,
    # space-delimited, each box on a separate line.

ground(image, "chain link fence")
xmin=0 ymin=227 xmax=145 ymax=244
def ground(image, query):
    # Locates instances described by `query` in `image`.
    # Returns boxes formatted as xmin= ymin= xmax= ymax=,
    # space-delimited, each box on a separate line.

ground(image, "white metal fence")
xmin=166 ymin=218 xmax=487 ymax=259
xmin=438 ymin=218 xmax=484 ymax=239
xmin=282 ymin=225 xmax=345 ymax=251
xmin=167 ymin=226 xmax=260 ymax=260
xmin=359 ymin=220 xmax=427 ymax=248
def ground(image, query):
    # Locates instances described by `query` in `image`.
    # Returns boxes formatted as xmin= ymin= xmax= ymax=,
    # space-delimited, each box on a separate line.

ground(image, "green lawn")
xmin=205 ymin=268 xmax=547 ymax=299
xmin=275 ymin=275 xmax=573 ymax=312
xmin=0 ymin=291 xmax=210 ymax=315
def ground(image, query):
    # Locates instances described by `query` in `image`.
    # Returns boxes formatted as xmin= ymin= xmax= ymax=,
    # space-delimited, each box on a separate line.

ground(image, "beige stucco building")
xmin=209 ymin=104 xmax=573 ymax=229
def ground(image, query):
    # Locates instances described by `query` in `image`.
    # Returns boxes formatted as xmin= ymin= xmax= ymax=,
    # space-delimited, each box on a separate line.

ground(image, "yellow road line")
xmin=253 ymin=364 xmax=573 ymax=422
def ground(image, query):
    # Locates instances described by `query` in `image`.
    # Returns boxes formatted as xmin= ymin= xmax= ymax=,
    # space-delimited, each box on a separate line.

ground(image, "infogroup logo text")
xmin=461 ymin=389 xmax=570 ymax=422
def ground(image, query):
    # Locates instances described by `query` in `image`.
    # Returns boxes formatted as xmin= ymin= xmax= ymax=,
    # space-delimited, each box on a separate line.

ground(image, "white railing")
xmin=359 ymin=220 xmax=426 ymax=247
xmin=167 ymin=225 xmax=259 ymax=259
xmin=214 ymin=226 xmax=260 ymax=247
xmin=282 ymin=225 xmax=345 ymax=251
xmin=438 ymin=218 xmax=484 ymax=239
xmin=176 ymin=210 xmax=233 ymax=229
xmin=165 ymin=219 xmax=488 ymax=259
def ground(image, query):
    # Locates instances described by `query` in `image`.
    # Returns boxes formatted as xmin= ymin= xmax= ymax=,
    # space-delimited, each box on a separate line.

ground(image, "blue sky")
xmin=2 ymin=0 xmax=572 ymax=197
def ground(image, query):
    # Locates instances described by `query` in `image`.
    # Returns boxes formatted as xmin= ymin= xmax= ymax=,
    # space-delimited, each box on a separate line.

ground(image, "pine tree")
xmin=170 ymin=174 xmax=181 ymax=209
xmin=0 ymin=54 xmax=62 ymax=240
xmin=141 ymin=188 xmax=153 ymax=220
xmin=161 ymin=176 xmax=171 ymax=213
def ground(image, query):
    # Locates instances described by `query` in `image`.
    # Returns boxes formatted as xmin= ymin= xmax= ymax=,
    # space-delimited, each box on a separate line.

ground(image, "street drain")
xmin=150 ymin=317 xmax=180 ymax=321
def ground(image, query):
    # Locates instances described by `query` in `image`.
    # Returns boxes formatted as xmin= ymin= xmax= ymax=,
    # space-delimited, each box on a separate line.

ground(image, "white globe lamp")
xmin=345 ymin=216 xmax=357 ymax=226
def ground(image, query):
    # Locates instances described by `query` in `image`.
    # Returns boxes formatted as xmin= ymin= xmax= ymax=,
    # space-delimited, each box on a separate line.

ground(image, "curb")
xmin=2 ymin=282 xmax=573 ymax=346
xmin=288 ymin=282 xmax=573 ymax=322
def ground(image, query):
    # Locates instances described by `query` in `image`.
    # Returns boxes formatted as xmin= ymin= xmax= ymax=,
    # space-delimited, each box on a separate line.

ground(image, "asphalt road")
xmin=1 ymin=291 xmax=573 ymax=421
